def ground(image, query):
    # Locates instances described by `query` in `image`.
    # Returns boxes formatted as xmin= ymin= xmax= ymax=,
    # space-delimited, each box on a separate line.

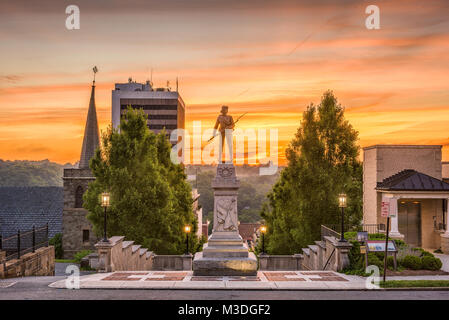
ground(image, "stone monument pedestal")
xmin=193 ymin=164 xmax=257 ymax=276
xmin=193 ymin=231 xmax=257 ymax=276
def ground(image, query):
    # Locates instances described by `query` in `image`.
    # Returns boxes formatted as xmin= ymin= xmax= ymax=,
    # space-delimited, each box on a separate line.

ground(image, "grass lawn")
xmin=380 ymin=280 xmax=449 ymax=288
xmin=55 ymin=259 xmax=76 ymax=263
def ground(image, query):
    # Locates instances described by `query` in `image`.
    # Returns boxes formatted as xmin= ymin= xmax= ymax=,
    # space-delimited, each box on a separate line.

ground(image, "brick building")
xmin=363 ymin=145 xmax=449 ymax=252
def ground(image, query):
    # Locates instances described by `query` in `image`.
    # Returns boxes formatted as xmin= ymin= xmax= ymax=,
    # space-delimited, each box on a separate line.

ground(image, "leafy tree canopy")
xmin=261 ymin=91 xmax=363 ymax=254
xmin=84 ymin=107 xmax=198 ymax=254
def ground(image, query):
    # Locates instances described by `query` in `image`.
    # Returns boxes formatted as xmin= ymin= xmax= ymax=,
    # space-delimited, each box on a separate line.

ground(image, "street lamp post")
xmin=184 ymin=225 xmax=191 ymax=254
xmin=338 ymin=193 xmax=347 ymax=242
xmin=260 ymin=225 xmax=267 ymax=255
xmin=100 ymin=192 xmax=110 ymax=243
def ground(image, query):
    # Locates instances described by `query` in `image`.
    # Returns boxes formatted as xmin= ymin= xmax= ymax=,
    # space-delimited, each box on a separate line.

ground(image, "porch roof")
xmin=376 ymin=169 xmax=449 ymax=192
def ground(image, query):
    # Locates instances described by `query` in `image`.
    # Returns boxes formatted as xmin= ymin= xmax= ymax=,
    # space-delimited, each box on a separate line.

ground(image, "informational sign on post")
xmin=381 ymin=201 xmax=390 ymax=218
xmin=366 ymin=240 xmax=397 ymax=252
xmin=357 ymin=231 xmax=368 ymax=243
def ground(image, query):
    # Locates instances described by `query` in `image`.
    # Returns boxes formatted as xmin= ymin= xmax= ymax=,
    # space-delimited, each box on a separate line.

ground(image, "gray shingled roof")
xmin=377 ymin=170 xmax=449 ymax=191
xmin=0 ymin=187 xmax=63 ymax=238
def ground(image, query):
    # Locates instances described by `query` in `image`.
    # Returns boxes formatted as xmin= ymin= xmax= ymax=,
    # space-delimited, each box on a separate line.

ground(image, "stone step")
xmin=315 ymin=240 xmax=326 ymax=249
xmin=207 ymin=239 xmax=244 ymax=247
xmin=139 ymin=248 xmax=148 ymax=256
xmin=208 ymin=232 xmax=243 ymax=241
xmin=302 ymin=248 xmax=310 ymax=256
xmin=203 ymin=245 xmax=249 ymax=258
xmin=131 ymin=244 xmax=141 ymax=254
xmin=122 ymin=241 xmax=134 ymax=249
xmin=192 ymin=251 xmax=258 ymax=276
xmin=308 ymin=245 xmax=318 ymax=253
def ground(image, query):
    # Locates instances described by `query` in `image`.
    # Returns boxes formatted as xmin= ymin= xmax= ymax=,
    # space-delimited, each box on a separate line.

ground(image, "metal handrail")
xmin=322 ymin=223 xmax=381 ymax=236
xmin=0 ymin=223 xmax=49 ymax=262
xmin=323 ymin=248 xmax=336 ymax=270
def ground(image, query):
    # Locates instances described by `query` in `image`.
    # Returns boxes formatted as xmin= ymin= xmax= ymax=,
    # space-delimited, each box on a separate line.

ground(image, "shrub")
xmin=393 ymin=239 xmax=407 ymax=249
xmin=421 ymin=251 xmax=435 ymax=258
xmin=368 ymin=233 xmax=386 ymax=240
xmin=387 ymin=256 xmax=395 ymax=269
xmin=344 ymin=232 xmax=357 ymax=241
xmin=412 ymin=247 xmax=434 ymax=258
xmin=367 ymin=253 xmax=383 ymax=269
xmin=421 ymin=256 xmax=442 ymax=271
xmin=401 ymin=255 xmax=422 ymax=270
xmin=74 ymin=250 xmax=92 ymax=264
xmin=374 ymin=251 xmax=384 ymax=260
xmin=49 ymin=233 xmax=63 ymax=259
xmin=346 ymin=241 xmax=364 ymax=270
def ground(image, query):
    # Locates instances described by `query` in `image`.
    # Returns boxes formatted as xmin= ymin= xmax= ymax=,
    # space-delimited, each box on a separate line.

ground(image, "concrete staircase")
xmin=95 ymin=236 xmax=154 ymax=271
xmin=300 ymin=236 xmax=352 ymax=271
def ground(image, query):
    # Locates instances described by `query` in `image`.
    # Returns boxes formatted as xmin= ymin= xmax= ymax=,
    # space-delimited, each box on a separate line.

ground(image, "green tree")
xmin=84 ymin=107 xmax=198 ymax=254
xmin=261 ymin=91 xmax=362 ymax=254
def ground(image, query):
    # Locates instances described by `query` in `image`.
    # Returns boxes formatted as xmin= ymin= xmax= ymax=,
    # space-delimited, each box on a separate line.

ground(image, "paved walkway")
xmin=3 ymin=275 xmax=449 ymax=299
xmin=435 ymin=253 xmax=449 ymax=272
xmin=49 ymin=270 xmax=368 ymax=290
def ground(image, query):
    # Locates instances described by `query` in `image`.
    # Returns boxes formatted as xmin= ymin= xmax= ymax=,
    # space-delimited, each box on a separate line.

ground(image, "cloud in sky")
xmin=1 ymin=0 xmax=449 ymax=163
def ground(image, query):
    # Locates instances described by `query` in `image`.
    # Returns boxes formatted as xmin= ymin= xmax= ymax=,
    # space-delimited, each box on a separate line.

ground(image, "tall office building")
xmin=112 ymin=78 xmax=185 ymax=140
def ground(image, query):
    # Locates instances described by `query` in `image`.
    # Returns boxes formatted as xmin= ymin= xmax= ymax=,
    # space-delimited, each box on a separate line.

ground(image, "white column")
xmin=441 ymin=199 xmax=449 ymax=254
xmin=444 ymin=199 xmax=449 ymax=236
xmin=389 ymin=196 xmax=404 ymax=239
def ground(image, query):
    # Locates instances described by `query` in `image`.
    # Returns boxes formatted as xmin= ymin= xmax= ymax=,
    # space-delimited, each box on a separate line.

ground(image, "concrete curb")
xmin=47 ymin=285 xmax=449 ymax=291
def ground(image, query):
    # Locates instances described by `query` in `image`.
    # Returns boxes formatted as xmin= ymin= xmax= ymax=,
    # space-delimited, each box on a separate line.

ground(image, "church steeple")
xmin=79 ymin=77 xmax=100 ymax=169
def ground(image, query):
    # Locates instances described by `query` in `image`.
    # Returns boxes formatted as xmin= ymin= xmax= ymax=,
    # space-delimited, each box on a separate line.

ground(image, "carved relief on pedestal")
xmin=214 ymin=196 xmax=238 ymax=232
xmin=217 ymin=166 xmax=235 ymax=179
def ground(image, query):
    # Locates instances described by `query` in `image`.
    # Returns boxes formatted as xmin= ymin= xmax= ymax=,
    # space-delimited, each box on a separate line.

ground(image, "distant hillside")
xmin=0 ymin=159 xmax=74 ymax=187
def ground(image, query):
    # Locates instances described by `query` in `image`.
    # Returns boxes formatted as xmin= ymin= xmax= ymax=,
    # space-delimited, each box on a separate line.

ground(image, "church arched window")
xmin=75 ymin=186 xmax=84 ymax=208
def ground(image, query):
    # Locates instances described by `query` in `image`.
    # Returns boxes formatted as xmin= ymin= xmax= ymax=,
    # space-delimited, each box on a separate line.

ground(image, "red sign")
xmin=381 ymin=201 xmax=390 ymax=218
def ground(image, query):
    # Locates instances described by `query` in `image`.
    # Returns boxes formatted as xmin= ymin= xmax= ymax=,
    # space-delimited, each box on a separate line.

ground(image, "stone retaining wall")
xmin=258 ymin=236 xmax=352 ymax=272
xmin=95 ymin=236 xmax=192 ymax=272
xmin=258 ymin=254 xmax=303 ymax=270
xmin=0 ymin=246 xmax=55 ymax=279
xmin=152 ymin=255 xmax=193 ymax=271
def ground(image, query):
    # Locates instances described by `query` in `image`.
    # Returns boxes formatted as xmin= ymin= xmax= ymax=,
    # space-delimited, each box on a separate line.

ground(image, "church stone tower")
xmin=62 ymin=81 xmax=100 ymax=258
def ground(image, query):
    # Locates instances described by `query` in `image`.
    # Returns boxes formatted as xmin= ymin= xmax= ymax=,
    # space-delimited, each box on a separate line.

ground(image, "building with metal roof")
xmin=363 ymin=145 xmax=449 ymax=252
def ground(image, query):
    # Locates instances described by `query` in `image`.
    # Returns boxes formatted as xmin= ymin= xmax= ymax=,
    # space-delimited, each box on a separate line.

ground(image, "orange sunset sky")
xmin=1 ymin=0 xmax=449 ymax=165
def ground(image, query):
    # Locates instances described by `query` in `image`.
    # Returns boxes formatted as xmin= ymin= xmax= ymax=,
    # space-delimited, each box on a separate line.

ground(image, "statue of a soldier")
xmin=212 ymin=105 xmax=234 ymax=163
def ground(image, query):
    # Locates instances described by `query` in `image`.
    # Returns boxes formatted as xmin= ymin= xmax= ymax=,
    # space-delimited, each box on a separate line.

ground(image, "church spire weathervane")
xmin=92 ymin=66 xmax=98 ymax=85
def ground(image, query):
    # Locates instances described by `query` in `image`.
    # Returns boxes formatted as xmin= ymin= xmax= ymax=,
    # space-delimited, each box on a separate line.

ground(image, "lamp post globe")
xmin=100 ymin=192 xmax=110 ymax=243
xmin=260 ymin=225 xmax=267 ymax=255
xmin=184 ymin=225 xmax=191 ymax=254
xmin=338 ymin=193 xmax=347 ymax=242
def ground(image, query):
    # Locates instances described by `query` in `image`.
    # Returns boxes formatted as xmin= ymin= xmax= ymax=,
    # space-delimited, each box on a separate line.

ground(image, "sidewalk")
xmin=434 ymin=253 xmax=449 ymax=272
xmin=49 ymin=270 xmax=368 ymax=290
